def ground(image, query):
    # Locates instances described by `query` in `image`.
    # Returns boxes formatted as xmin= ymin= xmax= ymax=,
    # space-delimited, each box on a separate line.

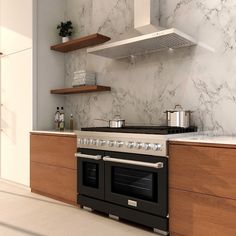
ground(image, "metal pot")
xmin=165 ymin=105 xmax=192 ymax=128
xmin=109 ymin=118 xmax=125 ymax=128
xmin=95 ymin=116 xmax=125 ymax=128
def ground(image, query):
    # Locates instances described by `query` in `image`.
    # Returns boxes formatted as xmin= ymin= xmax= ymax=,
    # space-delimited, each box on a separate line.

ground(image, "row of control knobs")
xmin=78 ymin=138 xmax=162 ymax=151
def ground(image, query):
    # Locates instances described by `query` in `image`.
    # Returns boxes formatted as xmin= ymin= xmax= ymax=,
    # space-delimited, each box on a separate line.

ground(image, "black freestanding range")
xmin=76 ymin=126 xmax=197 ymax=235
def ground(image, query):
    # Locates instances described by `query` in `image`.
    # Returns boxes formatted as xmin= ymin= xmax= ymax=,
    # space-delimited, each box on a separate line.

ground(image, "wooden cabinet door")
xmin=30 ymin=133 xmax=77 ymax=204
xmin=169 ymin=144 xmax=236 ymax=200
xmin=31 ymin=162 xmax=76 ymax=203
xmin=30 ymin=134 xmax=77 ymax=169
xmin=169 ymin=188 xmax=236 ymax=236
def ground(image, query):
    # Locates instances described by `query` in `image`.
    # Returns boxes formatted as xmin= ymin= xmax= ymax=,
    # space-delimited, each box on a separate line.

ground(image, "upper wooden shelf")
xmin=50 ymin=33 xmax=111 ymax=53
xmin=50 ymin=85 xmax=111 ymax=95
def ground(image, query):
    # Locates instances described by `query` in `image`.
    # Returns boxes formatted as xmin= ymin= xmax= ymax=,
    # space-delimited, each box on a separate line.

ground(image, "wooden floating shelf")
xmin=50 ymin=33 xmax=111 ymax=53
xmin=50 ymin=85 xmax=111 ymax=95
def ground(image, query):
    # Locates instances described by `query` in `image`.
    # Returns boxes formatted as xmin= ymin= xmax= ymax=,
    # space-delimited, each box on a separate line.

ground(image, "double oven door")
xmin=77 ymin=148 xmax=168 ymax=217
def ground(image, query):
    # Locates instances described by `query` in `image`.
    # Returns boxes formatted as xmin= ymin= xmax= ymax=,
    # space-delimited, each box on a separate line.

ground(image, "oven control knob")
xmin=80 ymin=138 xmax=84 ymax=144
xmin=152 ymin=143 xmax=162 ymax=151
xmin=92 ymin=139 xmax=97 ymax=145
xmin=115 ymin=141 xmax=124 ymax=148
xmin=107 ymin=140 xmax=115 ymax=147
xmin=86 ymin=139 xmax=90 ymax=145
xmin=90 ymin=139 xmax=97 ymax=145
xmin=89 ymin=139 xmax=94 ymax=145
xmin=83 ymin=138 xmax=89 ymax=145
xmin=126 ymin=142 xmax=134 ymax=149
xmin=143 ymin=143 xmax=151 ymax=150
xmin=99 ymin=140 xmax=106 ymax=146
xmin=80 ymin=138 xmax=85 ymax=145
xmin=96 ymin=139 xmax=100 ymax=146
xmin=135 ymin=142 xmax=142 ymax=149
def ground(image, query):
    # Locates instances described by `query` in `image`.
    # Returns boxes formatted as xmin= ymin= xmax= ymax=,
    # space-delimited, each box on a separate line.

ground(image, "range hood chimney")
xmin=134 ymin=0 xmax=163 ymax=34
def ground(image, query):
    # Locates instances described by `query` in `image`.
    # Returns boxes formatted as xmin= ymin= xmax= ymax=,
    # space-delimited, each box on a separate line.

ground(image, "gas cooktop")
xmin=81 ymin=126 xmax=197 ymax=135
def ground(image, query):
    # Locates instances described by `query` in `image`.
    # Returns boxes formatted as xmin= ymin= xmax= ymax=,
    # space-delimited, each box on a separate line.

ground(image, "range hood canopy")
xmin=87 ymin=0 xmax=197 ymax=59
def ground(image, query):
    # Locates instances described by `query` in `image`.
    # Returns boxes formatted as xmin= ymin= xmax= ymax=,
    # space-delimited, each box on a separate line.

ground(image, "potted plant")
xmin=57 ymin=21 xmax=73 ymax=43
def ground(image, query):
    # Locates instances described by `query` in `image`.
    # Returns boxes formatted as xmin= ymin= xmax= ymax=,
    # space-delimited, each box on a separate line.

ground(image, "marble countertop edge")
xmin=169 ymin=132 xmax=236 ymax=145
xmin=30 ymin=130 xmax=77 ymax=136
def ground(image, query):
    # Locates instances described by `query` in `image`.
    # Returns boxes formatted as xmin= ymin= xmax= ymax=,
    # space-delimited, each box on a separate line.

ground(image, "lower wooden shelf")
xmin=50 ymin=85 xmax=111 ymax=95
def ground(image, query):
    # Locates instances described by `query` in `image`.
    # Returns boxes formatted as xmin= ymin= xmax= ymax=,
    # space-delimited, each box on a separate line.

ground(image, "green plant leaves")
xmin=57 ymin=21 xmax=74 ymax=37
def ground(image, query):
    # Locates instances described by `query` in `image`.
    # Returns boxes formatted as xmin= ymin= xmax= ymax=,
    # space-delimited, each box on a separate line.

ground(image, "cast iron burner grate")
xmin=81 ymin=126 xmax=197 ymax=135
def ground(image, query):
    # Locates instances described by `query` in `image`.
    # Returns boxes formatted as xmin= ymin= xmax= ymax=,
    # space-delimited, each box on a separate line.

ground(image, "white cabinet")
xmin=0 ymin=0 xmax=32 ymax=55
xmin=0 ymin=0 xmax=32 ymax=186
xmin=1 ymin=49 xmax=32 ymax=185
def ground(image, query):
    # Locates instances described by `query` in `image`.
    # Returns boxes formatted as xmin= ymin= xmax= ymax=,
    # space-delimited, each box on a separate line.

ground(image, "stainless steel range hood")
xmin=87 ymin=28 xmax=196 ymax=59
xmin=87 ymin=0 xmax=197 ymax=59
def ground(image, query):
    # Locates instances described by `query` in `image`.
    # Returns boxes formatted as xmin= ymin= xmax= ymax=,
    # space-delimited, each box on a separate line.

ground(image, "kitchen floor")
xmin=0 ymin=181 xmax=158 ymax=236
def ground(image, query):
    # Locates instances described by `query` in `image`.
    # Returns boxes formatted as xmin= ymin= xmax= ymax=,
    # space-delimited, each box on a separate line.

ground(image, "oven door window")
xmin=78 ymin=149 xmax=105 ymax=200
xmin=111 ymin=166 xmax=157 ymax=202
xmin=83 ymin=162 xmax=99 ymax=188
xmin=104 ymin=152 xmax=167 ymax=216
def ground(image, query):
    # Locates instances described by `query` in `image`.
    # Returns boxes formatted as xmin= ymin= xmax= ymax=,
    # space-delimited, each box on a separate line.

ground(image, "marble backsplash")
xmin=64 ymin=0 xmax=236 ymax=135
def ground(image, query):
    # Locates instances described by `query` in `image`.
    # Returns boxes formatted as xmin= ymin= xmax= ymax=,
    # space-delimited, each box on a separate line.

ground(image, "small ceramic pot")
xmin=62 ymin=36 xmax=69 ymax=43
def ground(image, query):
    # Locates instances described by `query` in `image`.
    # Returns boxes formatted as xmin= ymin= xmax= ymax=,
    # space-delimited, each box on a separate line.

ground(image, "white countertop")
xmin=31 ymin=130 xmax=236 ymax=145
xmin=170 ymin=134 xmax=236 ymax=145
xmin=31 ymin=130 xmax=77 ymax=136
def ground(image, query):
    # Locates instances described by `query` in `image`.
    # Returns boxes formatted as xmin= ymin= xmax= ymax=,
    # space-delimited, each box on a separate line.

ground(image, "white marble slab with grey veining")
xmin=170 ymin=134 xmax=236 ymax=146
xmin=63 ymin=0 xmax=236 ymax=135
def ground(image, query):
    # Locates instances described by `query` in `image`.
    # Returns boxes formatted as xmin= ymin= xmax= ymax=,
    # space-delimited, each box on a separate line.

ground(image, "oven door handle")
xmin=75 ymin=153 xmax=102 ymax=160
xmin=103 ymin=156 xmax=164 ymax=169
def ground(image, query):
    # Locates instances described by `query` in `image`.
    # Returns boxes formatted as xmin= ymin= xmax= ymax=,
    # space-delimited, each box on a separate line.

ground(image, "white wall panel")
xmin=0 ymin=0 xmax=32 ymax=55
xmin=1 ymin=49 xmax=32 ymax=185
xmin=36 ymin=0 xmax=66 ymax=130
xmin=0 ymin=0 xmax=33 ymax=186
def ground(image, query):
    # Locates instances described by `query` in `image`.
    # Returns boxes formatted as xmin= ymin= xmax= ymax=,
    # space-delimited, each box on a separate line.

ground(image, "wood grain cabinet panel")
xmin=169 ymin=144 xmax=236 ymax=200
xmin=169 ymin=188 xmax=236 ymax=236
xmin=30 ymin=134 xmax=77 ymax=169
xmin=30 ymin=162 xmax=76 ymax=203
xmin=30 ymin=133 xmax=77 ymax=204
